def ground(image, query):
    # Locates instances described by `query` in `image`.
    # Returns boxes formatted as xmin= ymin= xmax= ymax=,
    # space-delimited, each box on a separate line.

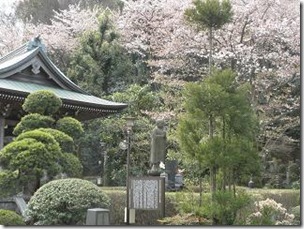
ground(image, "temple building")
xmin=0 ymin=36 xmax=127 ymax=149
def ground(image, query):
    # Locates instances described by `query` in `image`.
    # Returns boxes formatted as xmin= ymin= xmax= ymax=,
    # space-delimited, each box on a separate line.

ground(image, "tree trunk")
xmin=199 ymin=176 xmax=203 ymax=207
xmin=210 ymin=166 xmax=216 ymax=196
xmin=228 ymin=168 xmax=232 ymax=191
xmin=199 ymin=164 xmax=203 ymax=207
xmin=209 ymin=114 xmax=214 ymax=138
xmin=232 ymin=170 xmax=236 ymax=197
xmin=208 ymin=27 xmax=213 ymax=74
xmin=209 ymin=113 xmax=216 ymax=195
xmin=34 ymin=176 xmax=41 ymax=194
xmin=222 ymin=169 xmax=226 ymax=191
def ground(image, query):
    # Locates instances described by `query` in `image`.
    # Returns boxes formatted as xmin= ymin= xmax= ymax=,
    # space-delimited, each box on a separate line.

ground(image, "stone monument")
xmin=148 ymin=119 xmax=167 ymax=176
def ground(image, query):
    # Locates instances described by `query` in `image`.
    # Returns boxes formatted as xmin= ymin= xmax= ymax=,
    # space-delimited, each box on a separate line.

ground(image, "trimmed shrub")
xmin=13 ymin=113 xmax=55 ymax=136
xmin=61 ymin=153 xmax=83 ymax=177
xmin=14 ymin=130 xmax=63 ymax=177
xmin=0 ymin=137 xmax=60 ymax=176
xmin=0 ymin=170 xmax=19 ymax=198
xmin=38 ymin=128 xmax=75 ymax=153
xmin=22 ymin=90 xmax=62 ymax=116
xmin=56 ymin=117 xmax=84 ymax=140
xmin=25 ymin=178 xmax=110 ymax=225
xmin=0 ymin=209 xmax=25 ymax=226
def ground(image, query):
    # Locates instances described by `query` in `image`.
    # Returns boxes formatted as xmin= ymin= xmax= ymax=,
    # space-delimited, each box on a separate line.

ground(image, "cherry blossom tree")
xmin=117 ymin=0 xmax=192 ymax=76
xmin=117 ymin=0 xmax=299 ymax=143
xmin=0 ymin=3 xmax=101 ymax=66
xmin=0 ymin=5 xmax=24 ymax=56
xmin=116 ymin=0 xmax=195 ymax=125
xmin=22 ymin=4 xmax=100 ymax=69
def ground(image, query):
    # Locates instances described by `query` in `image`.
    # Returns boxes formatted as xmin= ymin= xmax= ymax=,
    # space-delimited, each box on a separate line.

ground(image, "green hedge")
xmin=102 ymin=187 xmax=300 ymax=225
xmin=0 ymin=209 xmax=25 ymax=226
xmin=102 ymin=189 xmax=178 ymax=225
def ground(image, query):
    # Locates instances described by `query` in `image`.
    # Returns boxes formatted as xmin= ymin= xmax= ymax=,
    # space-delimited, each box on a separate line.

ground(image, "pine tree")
xmin=67 ymin=9 xmax=135 ymax=96
xmin=184 ymin=0 xmax=233 ymax=74
xmin=177 ymin=69 xmax=259 ymax=197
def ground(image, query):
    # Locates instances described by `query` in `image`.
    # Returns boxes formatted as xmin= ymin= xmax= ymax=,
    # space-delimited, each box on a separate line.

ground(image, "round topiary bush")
xmin=56 ymin=117 xmax=84 ymax=140
xmin=25 ymin=178 xmax=110 ymax=225
xmin=37 ymin=128 xmax=75 ymax=153
xmin=22 ymin=90 xmax=62 ymax=116
xmin=13 ymin=113 xmax=55 ymax=136
xmin=0 ymin=209 xmax=25 ymax=226
xmin=61 ymin=153 xmax=83 ymax=177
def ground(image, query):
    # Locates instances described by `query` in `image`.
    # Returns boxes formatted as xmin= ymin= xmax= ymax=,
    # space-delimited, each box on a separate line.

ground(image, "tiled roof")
xmin=0 ymin=43 xmax=29 ymax=64
xmin=0 ymin=43 xmax=87 ymax=94
xmin=0 ymin=37 xmax=128 ymax=116
xmin=0 ymin=79 xmax=127 ymax=109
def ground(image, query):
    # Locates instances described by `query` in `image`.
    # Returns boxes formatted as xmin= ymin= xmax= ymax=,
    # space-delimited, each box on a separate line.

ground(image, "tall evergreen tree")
xmin=184 ymin=0 xmax=233 ymax=74
xmin=184 ymin=1 xmax=233 ymax=192
xmin=177 ymin=69 xmax=259 ymax=196
xmin=67 ymin=10 xmax=135 ymax=96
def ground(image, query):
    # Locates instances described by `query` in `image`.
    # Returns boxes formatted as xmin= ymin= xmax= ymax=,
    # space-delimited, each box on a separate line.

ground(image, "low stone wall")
xmin=0 ymin=196 xmax=30 ymax=214
xmin=0 ymin=197 xmax=18 ymax=212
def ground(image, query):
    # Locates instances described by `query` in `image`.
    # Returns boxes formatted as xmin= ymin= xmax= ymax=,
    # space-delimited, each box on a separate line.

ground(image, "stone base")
xmin=148 ymin=164 xmax=162 ymax=176
xmin=147 ymin=169 xmax=162 ymax=176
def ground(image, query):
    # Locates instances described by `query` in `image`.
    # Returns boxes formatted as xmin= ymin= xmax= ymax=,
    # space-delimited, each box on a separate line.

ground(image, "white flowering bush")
xmin=291 ymin=206 xmax=300 ymax=225
xmin=246 ymin=198 xmax=295 ymax=225
xmin=25 ymin=178 xmax=110 ymax=225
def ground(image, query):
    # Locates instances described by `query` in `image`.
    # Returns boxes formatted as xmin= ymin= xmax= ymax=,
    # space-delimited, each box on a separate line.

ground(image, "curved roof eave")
xmin=37 ymin=50 xmax=88 ymax=94
xmin=0 ymin=38 xmax=129 ymax=115
xmin=0 ymin=45 xmax=87 ymax=94
xmin=0 ymin=47 xmax=38 ymax=75
xmin=0 ymin=78 xmax=128 ymax=110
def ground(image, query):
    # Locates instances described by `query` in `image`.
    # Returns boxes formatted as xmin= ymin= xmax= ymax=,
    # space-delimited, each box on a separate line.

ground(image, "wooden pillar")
xmin=0 ymin=116 xmax=4 ymax=150
xmin=0 ymin=116 xmax=4 ymax=171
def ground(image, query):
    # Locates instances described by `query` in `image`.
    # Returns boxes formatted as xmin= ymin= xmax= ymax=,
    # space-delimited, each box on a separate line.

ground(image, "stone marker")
xmin=165 ymin=160 xmax=177 ymax=190
xmin=86 ymin=208 xmax=109 ymax=225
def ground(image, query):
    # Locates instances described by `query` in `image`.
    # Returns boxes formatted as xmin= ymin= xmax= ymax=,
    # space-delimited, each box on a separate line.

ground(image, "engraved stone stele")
xmin=129 ymin=177 xmax=165 ymax=212
xmin=165 ymin=160 xmax=177 ymax=189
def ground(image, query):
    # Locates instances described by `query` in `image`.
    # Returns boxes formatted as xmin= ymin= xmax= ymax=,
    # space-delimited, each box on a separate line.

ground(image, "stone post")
xmin=86 ymin=208 xmax=110 ymax=225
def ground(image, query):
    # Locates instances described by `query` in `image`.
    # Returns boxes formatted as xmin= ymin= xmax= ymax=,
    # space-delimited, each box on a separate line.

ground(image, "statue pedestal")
xmin=147 ymin=170 xmax=161 ymax=176
xmin=148 ymin=169 xmax=161 ymax=176
xmin=148 ymin=164 xmax=162 ymax=176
